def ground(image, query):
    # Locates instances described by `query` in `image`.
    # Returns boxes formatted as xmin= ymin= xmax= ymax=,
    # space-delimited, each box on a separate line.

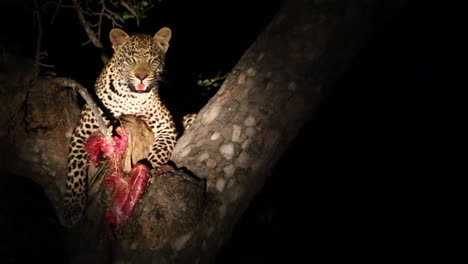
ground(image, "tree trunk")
xmin=1 ymin=75 xmax=81 ymax=209
xmin=1 ymin=0 xmax=407 ymax=263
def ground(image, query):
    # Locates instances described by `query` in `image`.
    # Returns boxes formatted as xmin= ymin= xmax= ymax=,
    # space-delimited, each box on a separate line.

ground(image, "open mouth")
xmin=130 ymin=83 xmax=151 ymax=93
xmin=136 ymin=83 xmax=146 ymax=91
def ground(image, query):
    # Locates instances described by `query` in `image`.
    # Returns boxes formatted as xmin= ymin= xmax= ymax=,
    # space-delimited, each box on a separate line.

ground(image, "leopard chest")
xmin=97 ymin=87 xmax=161 ymax=120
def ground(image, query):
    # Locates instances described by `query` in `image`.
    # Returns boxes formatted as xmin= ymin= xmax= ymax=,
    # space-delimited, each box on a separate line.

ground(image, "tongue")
xmin=137 ymin=84 xmax=146 ymax=91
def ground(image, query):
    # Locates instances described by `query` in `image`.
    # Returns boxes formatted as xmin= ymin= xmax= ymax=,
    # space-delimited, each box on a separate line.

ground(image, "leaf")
xmin=123 ymin=13 xmax=135 ymax=20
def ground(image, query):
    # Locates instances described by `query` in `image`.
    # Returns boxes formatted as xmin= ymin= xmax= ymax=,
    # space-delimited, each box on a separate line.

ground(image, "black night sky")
xmin=1 ymin=1 xmax=466 ymax=263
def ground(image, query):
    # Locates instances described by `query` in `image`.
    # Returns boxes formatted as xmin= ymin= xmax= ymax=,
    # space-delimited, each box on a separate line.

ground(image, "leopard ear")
xmin=110 ymin=28 xmax=130 ymax=51
xmin=154 ymin=27 xmax=172 ymax=53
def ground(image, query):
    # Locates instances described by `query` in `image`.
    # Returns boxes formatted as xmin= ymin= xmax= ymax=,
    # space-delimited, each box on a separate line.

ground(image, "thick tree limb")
xmin=1 ymin=0 xmax=407 ymax=263
xmin=0 ymin=76 xmax=80 ymax=210
xmin=65 ymin=0 xmax=407 ymax=263
xmin=52 ymin=77 xmax=110 ymax=138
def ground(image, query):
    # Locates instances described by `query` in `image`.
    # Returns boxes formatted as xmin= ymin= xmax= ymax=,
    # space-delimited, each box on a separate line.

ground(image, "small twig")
xmin=72 ymin=0 xmax=103 ymax=49
xmin=210 ymin=74 xmax=227 ymax=84
xmin=92 ymin=10 xmax=124 ymax=28
xmin=120 ymin=1 xmax=140 ymax=27
xmin=49 ymin=0 xmax=62 ymax=24
xmin=100 ymin=5 xmax=125 ymax=24
xmin=109 ymin=0 xmax=119 ymax=8
xmin=97 ymin=0 xmax=105 ymax=42
xmin=89 ymin=158 xmax=110 ymax=189
xmin=37 ymin=62 xmax=55 ymax=68
xmin=80 ymin=39 xmax=92 ymax=46
xmin=32 ymin=0 xmax=42 ymax=81
xmin=52 ymin=77 xmax=110 ymax=138
xmin=80 ymin=7 xmax=94 ymax=16
xmin=197 ymin=74 xmax=227 ymax=87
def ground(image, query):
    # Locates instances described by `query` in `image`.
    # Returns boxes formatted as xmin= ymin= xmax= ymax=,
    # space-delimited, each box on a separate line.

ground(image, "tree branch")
xmin=49 ymin=0 xmax=62 ymax=24
xmin=52 ymin=77 xmax=110 ymax=138
xmin=0 ymin=1 xmax=408 ymax=263
xmin=32 ymin=0 xmax=43 ymax=82
xmin=72 ymin=0 xmax=103 ymax=49
xmin=120 ymin=0 xmax=139 ymax=27
xmin=63 ymin=0 xmax=408 ymax=263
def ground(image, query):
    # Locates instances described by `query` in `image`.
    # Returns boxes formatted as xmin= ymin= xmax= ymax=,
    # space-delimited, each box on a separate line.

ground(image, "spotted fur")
xmin=62 ymin=27 xmax=176 ymax=226
xmin=182 ymin=113 xmax=197 ymax=131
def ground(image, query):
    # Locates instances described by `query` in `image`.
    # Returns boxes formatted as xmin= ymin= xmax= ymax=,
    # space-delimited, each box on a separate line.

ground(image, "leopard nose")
xmin=135 ymin=72 xmax=148 ymax=80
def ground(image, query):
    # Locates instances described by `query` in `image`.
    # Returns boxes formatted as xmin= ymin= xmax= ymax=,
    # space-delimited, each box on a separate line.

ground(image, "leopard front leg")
xmin=62 ymin=104 xmax=101 ymax=227
xmin=147 ymin=119 xmax=177 ymax=171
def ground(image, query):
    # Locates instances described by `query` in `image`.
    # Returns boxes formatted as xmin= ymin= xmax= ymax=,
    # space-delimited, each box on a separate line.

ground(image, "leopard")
xmin=62 ymin=27 xmax=180 ymax=227
xmin=182 ymin=113 xmax=197 ymax=131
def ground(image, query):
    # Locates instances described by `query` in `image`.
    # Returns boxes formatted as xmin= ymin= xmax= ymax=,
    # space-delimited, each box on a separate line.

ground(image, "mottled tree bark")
xmin=1 ymin=76 xmax=81 ymax=209
xmin=103 ymin=0 xmax=406 ymax=263
xmin=1 ymin=0 xmax=406 ymax=263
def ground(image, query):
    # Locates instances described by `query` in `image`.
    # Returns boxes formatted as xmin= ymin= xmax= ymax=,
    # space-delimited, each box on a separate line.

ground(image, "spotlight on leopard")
xmin=62 ymin=27 xmax=177 ymax=227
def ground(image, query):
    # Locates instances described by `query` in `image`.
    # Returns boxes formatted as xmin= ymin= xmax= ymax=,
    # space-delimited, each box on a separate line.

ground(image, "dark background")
xmin=1 ymin=1 xmax=466 ymax=263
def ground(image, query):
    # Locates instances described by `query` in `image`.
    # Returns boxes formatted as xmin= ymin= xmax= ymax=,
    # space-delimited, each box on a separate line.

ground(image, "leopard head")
xmin=108 ymin=27 xmax=172 ymax=94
